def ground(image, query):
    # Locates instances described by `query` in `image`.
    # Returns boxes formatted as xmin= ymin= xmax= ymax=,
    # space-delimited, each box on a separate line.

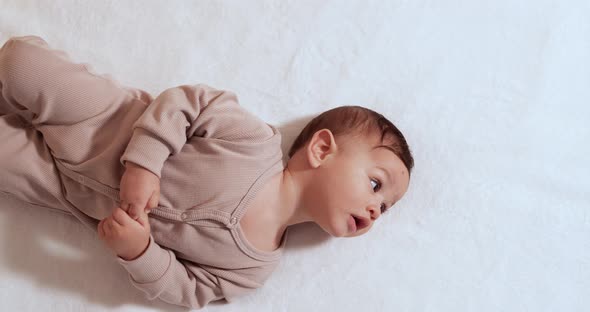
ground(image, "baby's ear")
xmin=307 ymin=129 xmax=337 ymax=167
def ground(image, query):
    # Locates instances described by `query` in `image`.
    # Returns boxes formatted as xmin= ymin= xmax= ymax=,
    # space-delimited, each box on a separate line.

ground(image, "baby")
xmin=0 ymin=36 xmax=414 ymax=309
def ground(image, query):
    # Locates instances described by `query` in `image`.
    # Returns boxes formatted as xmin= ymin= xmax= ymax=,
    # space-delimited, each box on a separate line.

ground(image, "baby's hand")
xmin=119 ymin=161 xmax=160 ymax=220
xmin=98 ymin=207 xmax=151 ymax=261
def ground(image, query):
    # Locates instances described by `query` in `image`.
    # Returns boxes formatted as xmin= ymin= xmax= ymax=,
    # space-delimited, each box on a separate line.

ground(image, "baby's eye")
xmin=370 ymin=178 xmax=381 ymax=192
xmin=371 ymin=179 xmax=388 ymax=214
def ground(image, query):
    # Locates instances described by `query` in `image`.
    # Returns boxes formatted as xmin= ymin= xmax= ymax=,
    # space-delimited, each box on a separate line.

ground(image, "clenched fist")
xmin=119 ymin=161 xmax=160 ymax=220
xmin=98 ymin=207 xmax=151 ymax=261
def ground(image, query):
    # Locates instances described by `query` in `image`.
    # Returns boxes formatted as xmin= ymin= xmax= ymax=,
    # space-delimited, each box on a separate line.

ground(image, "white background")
xmin=0 ymin=1 xmax=588 ymax=311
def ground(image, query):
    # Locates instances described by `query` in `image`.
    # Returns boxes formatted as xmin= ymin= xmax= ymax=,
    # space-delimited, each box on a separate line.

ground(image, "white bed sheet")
xmin=0 ymin=1 xmax=588 ymax=311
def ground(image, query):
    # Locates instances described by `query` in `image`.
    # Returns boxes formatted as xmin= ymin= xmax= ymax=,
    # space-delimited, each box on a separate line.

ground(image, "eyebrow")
xmin=372 ymin=145 xmax=397 ymax=156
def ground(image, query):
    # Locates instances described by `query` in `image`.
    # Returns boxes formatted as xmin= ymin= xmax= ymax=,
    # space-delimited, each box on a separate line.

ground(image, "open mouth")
xmin=349 ymin=214 xmax=369 ymax=233
xmin=348 ymin=215 xmax=358 ymax=233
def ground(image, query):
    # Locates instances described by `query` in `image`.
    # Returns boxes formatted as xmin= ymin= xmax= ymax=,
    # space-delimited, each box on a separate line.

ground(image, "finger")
xmin=98 ymin=219 xmax=105 ymax=238
xmin=112 ymin=207 xmax=131 ymax=226
xmin=129 ymin=203 xmax=143 ymax=220
xmin=106 ymin=210 xmax=124 ymax=226
xmin=146 ymin=190 xmax=159 ymax=211
xmin=103 ymin=218 xmax=113 ymax=236
xmin=108 ymin=217 xmax=122 ymax=231
xmin=135 ymin=210 xmax=150 ymax=227
xmin=106 ymin=219 xmax=122 ymax=239
xmin=120 ymin=201 xmax=130 ymax=213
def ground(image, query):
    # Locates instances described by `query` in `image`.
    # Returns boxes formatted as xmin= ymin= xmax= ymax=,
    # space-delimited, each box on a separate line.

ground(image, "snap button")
xmin=230 ymin=217 xmax=238 ymax=225
xmin=180 ymin=212 xmax=188 ymax=220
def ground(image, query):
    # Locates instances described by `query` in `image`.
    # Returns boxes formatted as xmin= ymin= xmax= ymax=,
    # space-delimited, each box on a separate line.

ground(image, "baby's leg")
xmin=0 ymin=113 xmax=68 ymax=214
xmin=0 ymin=36 xmax=153 ymax=219
xmin=0 ymin=36 xmax=151 ymax=165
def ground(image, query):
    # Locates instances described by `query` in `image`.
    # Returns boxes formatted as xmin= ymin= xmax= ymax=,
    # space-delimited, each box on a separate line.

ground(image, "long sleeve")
xmin=120 ymin=84 xmax=274 ymax=178
xmin=116 ymin=236 xmax=226 ymax=309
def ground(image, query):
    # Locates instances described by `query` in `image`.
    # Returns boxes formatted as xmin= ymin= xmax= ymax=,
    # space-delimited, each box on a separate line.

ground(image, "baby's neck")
xmin=245 ymin=167 xmax=309 ymax=237
xmin=239 ymin=170 xmax=288 ymax=251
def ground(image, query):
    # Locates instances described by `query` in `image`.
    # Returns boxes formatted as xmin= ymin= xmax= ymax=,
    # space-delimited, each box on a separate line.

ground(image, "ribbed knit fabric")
xmin=0 ymin=36 xmax=288 ymax=309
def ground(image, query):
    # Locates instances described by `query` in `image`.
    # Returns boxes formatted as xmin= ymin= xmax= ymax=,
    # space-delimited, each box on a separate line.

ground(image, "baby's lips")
xmin=348 ymin=215 xmax=357 ymax=233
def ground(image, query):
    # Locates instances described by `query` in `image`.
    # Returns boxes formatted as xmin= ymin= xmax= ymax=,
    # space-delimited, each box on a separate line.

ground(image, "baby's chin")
xmin=330 ymin=219 xmax=371 ymax=238
xmin=320 ymin=219 xmax=351 ymax=238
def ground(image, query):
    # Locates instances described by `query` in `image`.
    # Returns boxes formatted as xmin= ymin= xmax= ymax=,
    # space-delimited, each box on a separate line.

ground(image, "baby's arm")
xmin=98 ymin=209 xmax=228 ymax=308
xmin=119 ymin=84 xmax=274 ymax=219
xmin=119 ymin=84 xmax=273 ymax=181
xmin=114 ymin=233 xmax=240 ymax=309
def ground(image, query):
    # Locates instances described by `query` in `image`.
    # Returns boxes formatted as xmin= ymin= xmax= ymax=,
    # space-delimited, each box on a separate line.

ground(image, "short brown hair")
xmin=287 ymin=106 xmax=414 ymax=176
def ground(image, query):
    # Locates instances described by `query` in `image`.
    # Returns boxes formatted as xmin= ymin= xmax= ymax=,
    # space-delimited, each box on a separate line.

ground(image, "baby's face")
xmin=307 ymin=134 xmax=410 ymax=238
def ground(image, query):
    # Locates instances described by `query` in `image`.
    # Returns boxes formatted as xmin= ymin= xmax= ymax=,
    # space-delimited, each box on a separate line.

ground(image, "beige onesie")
xmin=0 ymin=36 xmax=288 ymax=309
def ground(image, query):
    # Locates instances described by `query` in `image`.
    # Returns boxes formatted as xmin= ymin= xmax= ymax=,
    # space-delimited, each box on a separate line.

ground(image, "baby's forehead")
xmin=343 ymin=134 xmax=400 ymax=161
xmin=368 ymin=145 xmax=407 ymax=173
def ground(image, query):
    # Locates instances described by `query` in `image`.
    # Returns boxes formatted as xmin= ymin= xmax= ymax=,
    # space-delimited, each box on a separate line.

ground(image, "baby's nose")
xmin=366 ymin=203 xmax=381 ymax=221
